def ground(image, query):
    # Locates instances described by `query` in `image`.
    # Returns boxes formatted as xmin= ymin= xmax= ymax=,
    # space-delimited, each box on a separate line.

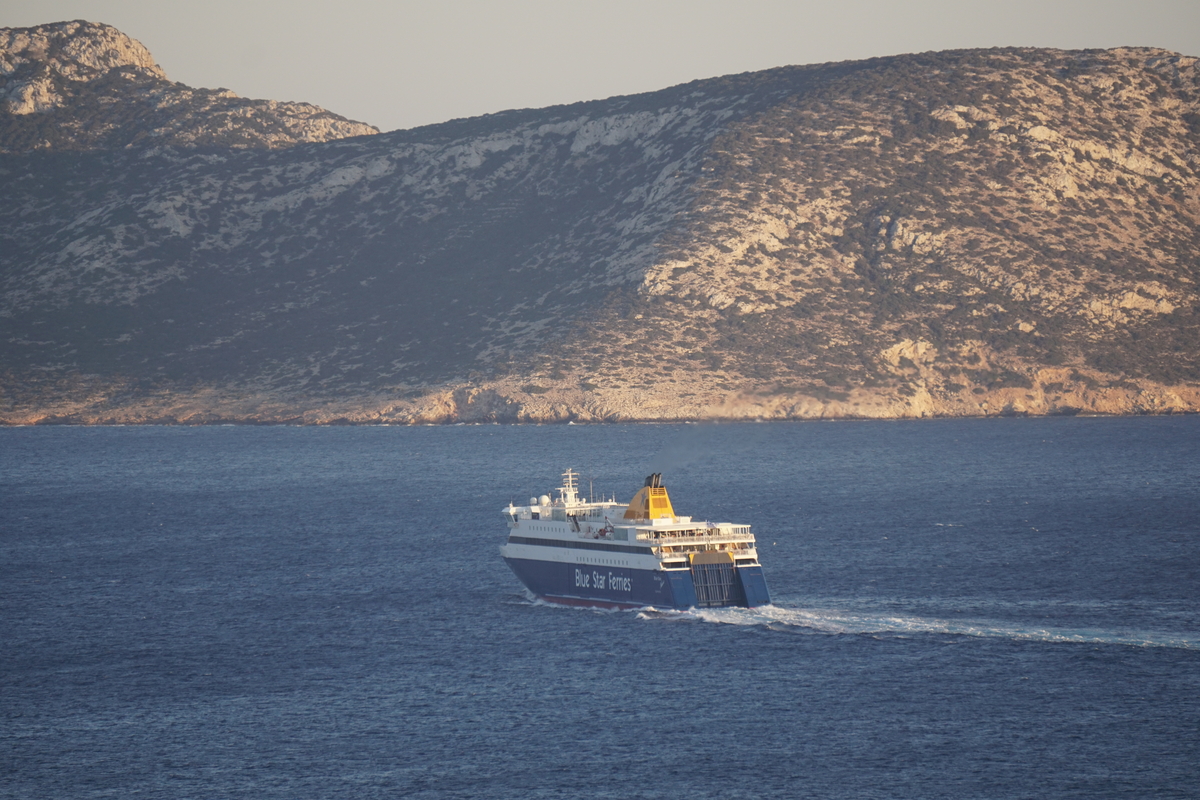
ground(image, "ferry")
xmin=500 ymin=469 xmax=771 ymax=609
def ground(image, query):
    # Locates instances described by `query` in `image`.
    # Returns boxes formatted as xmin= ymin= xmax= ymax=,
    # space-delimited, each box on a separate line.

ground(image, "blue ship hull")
xmin=504 ymin=556 xmax=771 ymax=610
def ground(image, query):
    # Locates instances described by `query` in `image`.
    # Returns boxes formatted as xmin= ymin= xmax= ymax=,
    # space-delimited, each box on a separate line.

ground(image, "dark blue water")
xmin=3 ymin=418 xmax=1198 ymax=799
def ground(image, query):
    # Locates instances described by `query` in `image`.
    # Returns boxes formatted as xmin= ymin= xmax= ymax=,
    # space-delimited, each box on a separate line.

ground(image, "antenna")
xmin=559 ymin=468 xmax=580 ymax=505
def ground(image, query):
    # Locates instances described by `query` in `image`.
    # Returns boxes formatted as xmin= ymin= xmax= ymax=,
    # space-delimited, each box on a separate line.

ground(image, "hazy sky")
xmin=6 ymin=1 xmax=1199 ymax=133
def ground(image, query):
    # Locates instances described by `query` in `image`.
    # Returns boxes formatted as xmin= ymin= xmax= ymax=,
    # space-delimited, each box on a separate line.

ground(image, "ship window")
xmin=531 ymin=512 xmax=540 ymax=520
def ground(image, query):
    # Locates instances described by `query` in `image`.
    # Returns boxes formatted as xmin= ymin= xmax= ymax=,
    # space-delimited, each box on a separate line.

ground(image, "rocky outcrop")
xmin=0 ymin=20 xmax=377 ymax=152
xmin=1 ymin=32 xmax=1198 ymax=424
xmin=0 ymin=19 xmax=164 ymax=100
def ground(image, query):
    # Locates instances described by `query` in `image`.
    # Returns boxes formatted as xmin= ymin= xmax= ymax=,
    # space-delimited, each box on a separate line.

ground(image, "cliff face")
xmin=552 ymin=47 xmax=1200 ymax=421
xmin=0 ymin=20 xmax=378 ymax=152
xmin=1 ymin=26 xmax=1198 ymax=423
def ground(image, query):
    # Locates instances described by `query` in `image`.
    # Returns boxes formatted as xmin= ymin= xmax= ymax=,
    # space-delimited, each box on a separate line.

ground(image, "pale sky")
xmin=5 ymin=1 xmax=1199 ymax=133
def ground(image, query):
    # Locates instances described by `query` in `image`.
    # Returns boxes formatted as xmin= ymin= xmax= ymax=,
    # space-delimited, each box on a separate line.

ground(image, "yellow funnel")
xmin=623 ymin=473 xmax=675 ymax=520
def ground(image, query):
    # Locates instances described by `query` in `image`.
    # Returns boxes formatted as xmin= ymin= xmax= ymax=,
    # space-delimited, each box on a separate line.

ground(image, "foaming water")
xmin=651 ymin=602 xmax=1200 ymax=649
xmin=515 ymin=591 xmax=626 ymax=612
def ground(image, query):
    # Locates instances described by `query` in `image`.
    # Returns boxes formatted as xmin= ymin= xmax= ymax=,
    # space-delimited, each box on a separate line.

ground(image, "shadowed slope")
xmin=1 ymin=33 xmax=1198 ymax=423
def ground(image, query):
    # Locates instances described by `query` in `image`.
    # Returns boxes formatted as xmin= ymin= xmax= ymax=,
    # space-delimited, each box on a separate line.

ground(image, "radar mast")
xmin=558 ymin=468 xmax=580 ymax=506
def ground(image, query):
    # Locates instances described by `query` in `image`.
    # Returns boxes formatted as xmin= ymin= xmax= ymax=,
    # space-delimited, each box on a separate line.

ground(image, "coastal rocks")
xmin=444 ymin=387 xmax=522 ymax=423
xmin=4 ymin=367 xmax=1199 ymax=425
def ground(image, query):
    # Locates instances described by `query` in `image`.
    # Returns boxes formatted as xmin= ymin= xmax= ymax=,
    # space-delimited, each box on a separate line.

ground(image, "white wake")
xmin=637 ymin=602 xmax=1200 ymax=649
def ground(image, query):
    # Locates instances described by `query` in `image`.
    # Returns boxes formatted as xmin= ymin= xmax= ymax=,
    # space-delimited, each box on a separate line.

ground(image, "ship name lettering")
xmin=575 ymin=568 xmax=630 ymax=593
xmin=608 ymin=573 xmax=632 ymax=592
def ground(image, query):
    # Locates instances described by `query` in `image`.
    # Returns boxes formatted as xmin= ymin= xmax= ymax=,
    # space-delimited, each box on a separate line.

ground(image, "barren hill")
xmin=1 ymin=24 xmax=1198 ymax=423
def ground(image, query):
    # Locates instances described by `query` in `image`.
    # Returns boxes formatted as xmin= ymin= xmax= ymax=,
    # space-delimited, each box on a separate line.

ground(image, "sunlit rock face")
xmin=1 ymin=29 xmax=1199 ymax=423
xmin=0 ymin=20 xmax=377 ymax=152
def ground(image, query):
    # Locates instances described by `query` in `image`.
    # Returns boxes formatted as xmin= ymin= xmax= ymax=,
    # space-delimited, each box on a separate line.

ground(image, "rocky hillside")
xmin=0 ymin=21 xmax=377 ymax=152
xmin=1 ymin=26 xmax=1198 ymax=423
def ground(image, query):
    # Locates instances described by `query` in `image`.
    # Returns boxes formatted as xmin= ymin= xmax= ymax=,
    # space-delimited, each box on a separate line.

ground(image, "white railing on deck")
xmin=635 ymin=530 xmax=754 ymax=545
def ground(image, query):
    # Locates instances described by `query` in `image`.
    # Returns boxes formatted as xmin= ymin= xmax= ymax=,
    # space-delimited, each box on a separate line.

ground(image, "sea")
xmin=2 ymin=417 xmax=1198 ymax=799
